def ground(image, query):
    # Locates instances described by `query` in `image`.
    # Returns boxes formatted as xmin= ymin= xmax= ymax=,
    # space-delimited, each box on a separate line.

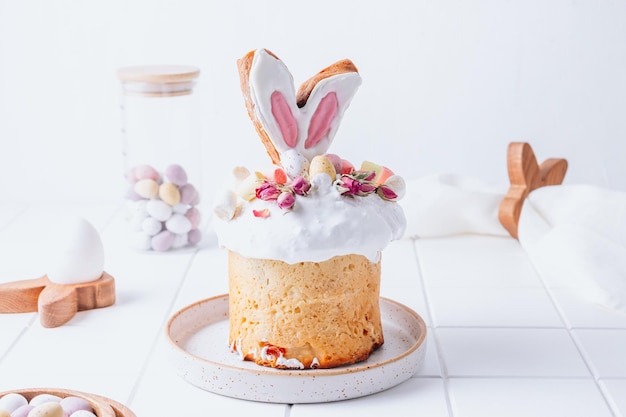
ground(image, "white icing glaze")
xmin=213 ymin=174 xmax=406 ymax=264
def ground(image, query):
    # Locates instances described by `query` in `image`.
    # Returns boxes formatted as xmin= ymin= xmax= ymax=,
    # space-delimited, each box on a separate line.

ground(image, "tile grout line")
xmin=521 ymin=242 xmax=619 ymax=417
xmin=0 ymin=204 xmax=30 ymax=234
xmin=411 ymin=239 xmax=455 ymax=417
xmin=0 ymin=313 xmax=39 ymax=366
xmin=124 ymin=248 xmax=201 ymax=408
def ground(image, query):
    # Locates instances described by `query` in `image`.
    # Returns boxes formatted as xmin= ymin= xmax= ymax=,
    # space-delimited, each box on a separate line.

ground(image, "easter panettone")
xmin=212 ymin=49 xmax=406 ymax=369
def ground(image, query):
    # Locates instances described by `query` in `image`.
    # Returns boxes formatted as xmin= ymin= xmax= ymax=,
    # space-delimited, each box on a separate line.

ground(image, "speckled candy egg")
xmin=165 ymin=214 xmax=192 ymax=235
xmin=151 ymin=230 xmax=175 ymax=252
xmin=133 ymin=179 xmax=159 ymax=199
xmin=10 ymin=404 xmax=33 ymax=417
xmin=158 ymin=182 xmax=181 ymax=206
xmin=308 ymin=155 xmax=337 ymax=181
xmin=280 ymin=149 xmax=310 ymax=178
xmin=59 ymin=396 xmax=93 ymax=416
xmin=164 ymin=164 xmax=188 ymax=186
xmin=0 ymin=393 xmax=27 ymax=413
xmin=27 ymin=402 xmax=63 ymax=417
xmin=146 ymin=199 xmax=172 ymax=222
xmin=29 ymin=394 xmax=62 ymax=407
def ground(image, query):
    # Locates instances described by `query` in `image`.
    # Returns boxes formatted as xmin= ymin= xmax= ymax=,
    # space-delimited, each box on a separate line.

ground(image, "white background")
xmin=1 ymin=0 xmax=625 ymax=205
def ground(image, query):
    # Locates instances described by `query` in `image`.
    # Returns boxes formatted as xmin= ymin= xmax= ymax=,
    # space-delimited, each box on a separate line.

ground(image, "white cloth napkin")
xmin=400 ymin=173 xmax=509 ymax=238
xmin=400 ymin=174 xmax=626 ymax=314
xmin=518 ymin=185 xmax=626 ymax=313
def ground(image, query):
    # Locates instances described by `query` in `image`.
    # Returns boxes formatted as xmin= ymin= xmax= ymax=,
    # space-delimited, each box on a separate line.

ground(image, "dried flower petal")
xmin=253 ymin=208 xmax=271 ymax=218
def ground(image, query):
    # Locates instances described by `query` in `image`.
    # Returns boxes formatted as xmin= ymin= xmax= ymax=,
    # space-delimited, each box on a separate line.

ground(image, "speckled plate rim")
xmin=165 ymin=294 xmax=427 ymax=403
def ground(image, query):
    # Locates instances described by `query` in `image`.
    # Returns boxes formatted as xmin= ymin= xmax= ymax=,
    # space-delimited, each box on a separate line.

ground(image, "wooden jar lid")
xmin=117 ymin=65 xmax=200 ymax=97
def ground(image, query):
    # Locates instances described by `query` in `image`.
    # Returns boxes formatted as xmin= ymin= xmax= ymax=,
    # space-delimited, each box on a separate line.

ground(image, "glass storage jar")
xmin=117 ymin=65 xmax=203 ymax=252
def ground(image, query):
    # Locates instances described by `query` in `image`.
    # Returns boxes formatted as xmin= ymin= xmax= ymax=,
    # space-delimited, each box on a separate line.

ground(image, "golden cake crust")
xmin=228 ymin=251 xmax=383 ymax=369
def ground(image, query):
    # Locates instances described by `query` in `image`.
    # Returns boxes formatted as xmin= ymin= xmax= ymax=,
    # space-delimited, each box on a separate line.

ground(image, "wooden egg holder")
xmin=498 ymin=142 xmax=568 ymax=238
xmin=0 ymin=272 xmax=115 ymax=328
xmin=0 ymin=388 xmax=135 ymax=417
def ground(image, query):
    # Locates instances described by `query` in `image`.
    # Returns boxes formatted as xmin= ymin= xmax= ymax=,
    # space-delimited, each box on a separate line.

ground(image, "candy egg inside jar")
xmin=124 ymin=163 xmax=202 ymax=252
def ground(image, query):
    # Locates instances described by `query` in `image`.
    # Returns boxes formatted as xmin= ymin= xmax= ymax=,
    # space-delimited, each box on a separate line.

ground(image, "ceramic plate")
xmin=166 ymin=294 xmax=427 ymax=404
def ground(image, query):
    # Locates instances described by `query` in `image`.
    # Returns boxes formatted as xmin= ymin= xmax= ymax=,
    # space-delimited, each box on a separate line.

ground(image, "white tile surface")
xmin=573 ymin=329 xmax=626 ymax=378
xmin=416 ymin=236 xmax=544 ymax=289
xmin=599 ymin=378 xmax=626 ymax=417
xmin=290 ymin=378 xmax=450 ymax=417
xmin=427 ymin=287 xmax=563 ymax=328
xmin=437 ymin=328 xmax=590 ymax=377
xmin=448 ymin=378 xmax=613 ymax=417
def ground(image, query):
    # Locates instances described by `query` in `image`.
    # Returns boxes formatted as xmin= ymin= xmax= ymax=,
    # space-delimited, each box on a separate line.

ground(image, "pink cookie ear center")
xmin=305 ymin=92 xmax=338 ymax=150
xmin=271 ymin=91 xmax=298 ymax=148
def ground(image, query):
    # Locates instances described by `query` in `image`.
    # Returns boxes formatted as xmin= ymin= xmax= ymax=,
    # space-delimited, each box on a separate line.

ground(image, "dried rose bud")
xmin=277 ymin=191 xmax=296 ymax=210
xmin=376 ymin=185 xmax=398 ymax=201
xmin=335 ymin=175 xmax=376 ymax=196
xmin=256 ymin=181 xmax=280 ymax=201
xmin=292 ymin=176 xmax=311 ymax=196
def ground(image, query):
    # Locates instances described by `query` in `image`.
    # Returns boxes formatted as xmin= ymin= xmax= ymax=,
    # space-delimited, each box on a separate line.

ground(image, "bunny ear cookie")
xmin=237 ymin=48 xmax=362 ymax=166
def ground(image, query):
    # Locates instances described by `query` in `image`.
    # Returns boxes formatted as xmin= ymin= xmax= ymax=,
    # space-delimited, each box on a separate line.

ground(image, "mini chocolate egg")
xmin=164 ymin=164 xmax=188 ymax=186
xmin=27 ymin=402 xmax=63 ymax=417
xmin=146 ymin=199 xmax=173 ymax=222
xmin=133 ymin=179 xmax=159 ymax=199
xmin=59 ymin=396 xmax=93 ymax=416
xmin=141 ymin=216 xmax=163 ymax=236
xmin=172 ymin=203 xmax=189 ymax=214
xmin=188 ymin=228 xmax=202 ymax=245
xmin=10 ymin=404 xmax=33 ymax=417
xmin=308 ymin=155 xmax=337 ymax=181
xmin=131 ymin=164 xmax=160 ymax=182
xmin=45 ymin=216 xmax=104 ymax=284
xmin=165 ymin=214 xmax=192 ymax=234
xmin=280 ymin=149 xmax=309 ymax=178
xmin=159 ymin=182 xmax=181 ymax=206
xmin=151 ymin=230 xmax=175 ymax=251
xmin=171 ymin=232 xmax=189 ymax=249
xmin=325 ymin=153 xmax=343 ymax=174
xmin=29 ymin=394 xmax=62 ymax=407
xmin=185 ymin=207 xmax=201 ymax=228
xmin=0 ymin=392 xmax=27 ymax=413
xmin=179 ymin=183 xmax=200 ymax=205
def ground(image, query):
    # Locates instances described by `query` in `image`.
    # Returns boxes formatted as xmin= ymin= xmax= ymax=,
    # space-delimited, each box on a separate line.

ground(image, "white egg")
xmin=46 ymin=216 xmax=105 ymax=284
xmin=280 ymin=149 xmax=310 ymax=178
